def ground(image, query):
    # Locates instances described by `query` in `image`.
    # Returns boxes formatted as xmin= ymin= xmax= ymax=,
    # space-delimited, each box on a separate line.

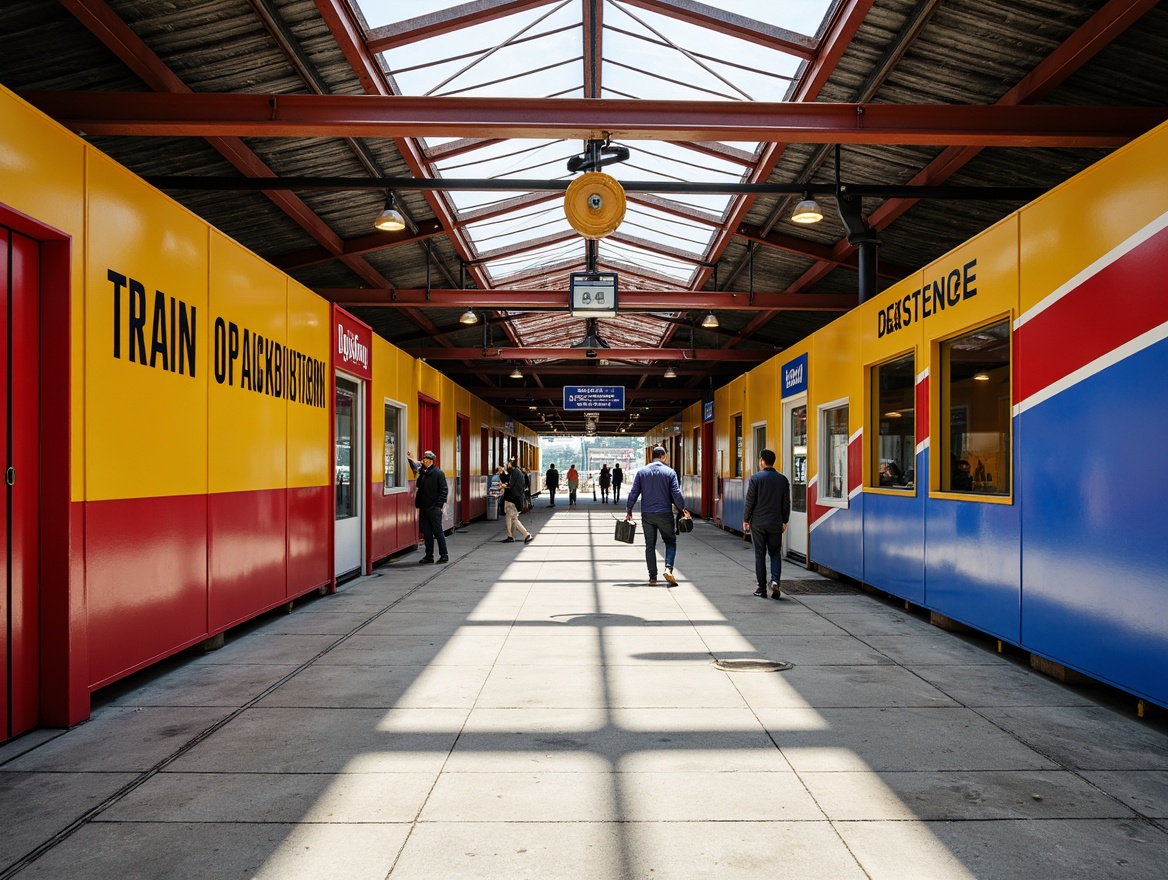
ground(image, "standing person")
xmin=500 ymin=457 xmax=534 ymax=544
xmin=625 ymin=446 xmax=690 ymax=586
xmin=566 ymin=464 xmax=580 ymax=509
xmin=611 ymin=463 xmax=624 ymax=502
xmin=407 ymin=450 xmax=449 ymax=564
xmin=545 ymin=462 xmax=560 ymax=507
xmin=743 ymin=448 xmax=791 ymax=599
xmin=598 ymin=464 xmax=611 ymax=503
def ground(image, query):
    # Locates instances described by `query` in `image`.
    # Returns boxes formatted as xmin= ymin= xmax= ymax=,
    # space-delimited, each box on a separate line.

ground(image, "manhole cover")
xmin=713 ymin=658 xmax=794 ymax=672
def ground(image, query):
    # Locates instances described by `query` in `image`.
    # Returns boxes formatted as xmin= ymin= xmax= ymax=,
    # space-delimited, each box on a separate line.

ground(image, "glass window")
xmin=790 ymin=405 xmax=807 ymax=513
xmin=941 ymin=320 xmax=1011 ymax=495
xmin=821 ymin=403 xmax=849 ymax=503
xmin=383 ymin=401 xmax=404 ymax=492
xmin=752 ymin=423 xmax=766 ymax=469
xmin=734 ymin=415 xmax=743 ymax=477
xmin=335 ymin=379 xmax=357 ymax=520
xmin=872 ymin=353 xmax=915 ymax=490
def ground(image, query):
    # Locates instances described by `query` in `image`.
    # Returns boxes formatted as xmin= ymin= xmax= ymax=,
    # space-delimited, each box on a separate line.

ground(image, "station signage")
xmin=563 ymin=385 xmax=625 ymax=411
xmin=333 ymin=306 xmax=372 ymax=380
xmin=703 ymin=399 xmax=714 ymax=422
xmin=782 ymin=354 xmax=807 ymax=396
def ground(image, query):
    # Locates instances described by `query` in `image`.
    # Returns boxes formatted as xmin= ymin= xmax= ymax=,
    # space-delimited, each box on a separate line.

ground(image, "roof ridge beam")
xmin=366 ymin=0 xmax=561 ymax=52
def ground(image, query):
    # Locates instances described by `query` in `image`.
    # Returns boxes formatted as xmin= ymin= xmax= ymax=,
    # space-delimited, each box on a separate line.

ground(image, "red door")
xmin=2 ymin=227 xmax=40 ymax=738
xmin=458 ymin=415 xmax=470 ymax=524
xmin=701 ymin=420 xmax=715 ymax=520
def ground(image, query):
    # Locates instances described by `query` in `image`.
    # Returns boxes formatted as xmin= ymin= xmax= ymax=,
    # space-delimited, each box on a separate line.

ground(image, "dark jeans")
xmin=751 ymin=525 xmax=783 ymax=588
xmin=641 ymin=511 xmax=677 ymax=578
xmin=600 ymin=486 xmax=609 ymax=501
xmin=613 ymin=482 xmax=621 ymax=501
xmin=548 ymin=488 xmax=557 ymax=505
xmin=420 ymin=506 xmax=448 ymax=558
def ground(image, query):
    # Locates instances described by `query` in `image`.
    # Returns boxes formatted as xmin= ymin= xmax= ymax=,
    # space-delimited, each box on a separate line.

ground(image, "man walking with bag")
xmin=625 ymin=446 xmax=690 ymax=586
xmin=407 ymin=450 xmax=449 ymax=564
xmin=500 ymin=457 xmax=534 ymax=544
xmin=743 ymin=448 xmax=791 ymax=598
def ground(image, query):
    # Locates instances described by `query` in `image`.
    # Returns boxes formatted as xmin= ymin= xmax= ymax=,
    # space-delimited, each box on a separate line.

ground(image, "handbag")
xmin=614 ymin=518 xmax=637 ymax=544
xmin=675 ymin=512 xmax=694 ymax=534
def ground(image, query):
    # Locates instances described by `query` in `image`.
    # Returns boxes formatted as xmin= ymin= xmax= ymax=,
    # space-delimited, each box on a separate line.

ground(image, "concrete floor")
xmin=3 ymin=499 xmax=1168 ymax=879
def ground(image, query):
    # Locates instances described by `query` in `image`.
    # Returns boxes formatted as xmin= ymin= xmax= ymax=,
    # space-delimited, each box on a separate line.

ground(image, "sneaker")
xmin=663 ymin=569 xmax=677 ymax=586
xmin=438 ymin=555 xmax=449 ymax=564
xmin=419 ymin=557 xmax=435 ymax=564
xmin=501 ymin=537 xmax=515 ymax=543
xmin=648 ymin=578 xmax=658 ymax=586
xmin=770 ymin=581 xmax=782 ymax=599
xmin=524 ymin=534 xmax=534 ymax=544
xmin=752 ymin=586 xmax=767 ymax=597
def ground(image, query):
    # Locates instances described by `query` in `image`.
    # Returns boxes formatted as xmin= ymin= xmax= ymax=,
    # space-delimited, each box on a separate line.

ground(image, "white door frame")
xmin=334 ymin=372 xmax=364 ymax=579
xmin=783 ymin=393 xmax=808 ymax=562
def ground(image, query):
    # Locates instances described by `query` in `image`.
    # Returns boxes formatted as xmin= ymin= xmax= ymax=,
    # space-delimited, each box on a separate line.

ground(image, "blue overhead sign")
xmin=563 ymin=385 xmax=625 ymax=411
xmin=782 ymin=354 xmax=808 ymax=396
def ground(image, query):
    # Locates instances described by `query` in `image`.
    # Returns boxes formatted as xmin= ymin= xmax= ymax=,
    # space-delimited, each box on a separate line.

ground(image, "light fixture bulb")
xmin=510 ymin=365 xmax=523 ymax=379
xmin=374 ymin=192 xmax=406 ymax=232
xmin=973 ymin=371 xmax=990 ymax=381
xmin=459 ymin=308 xmax=478 ymax=324
xmin=701 ymin=312 xmax=719 ymax=329
xmin=664 ymin=365 xmax=677 ymax=378
xmin=791 ymin=197 xmax=823 ymax=225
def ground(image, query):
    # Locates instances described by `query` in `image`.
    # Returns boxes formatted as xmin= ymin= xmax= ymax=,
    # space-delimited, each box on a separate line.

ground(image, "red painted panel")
xmin=848 ymin=432 xmax=863 ymax=496
xmin=808 ymin=479 xmax=822 ymax=525
xmin=915 ymin=373 xmax=930 ymax=448
xmin=287 ymin=485 xmax=331 ymax=597
xmin=1017 ymin=223 xmax=1168 ymax=403
xmin=209 ymin=488 xmax=287 ymax=632
xmin=0 ymin=227 xmax=9 ymax=737
xmin=86 ymin=494 xmax=208 ymax=689
xmin=9 ymin=230 xmax=40 ymax=734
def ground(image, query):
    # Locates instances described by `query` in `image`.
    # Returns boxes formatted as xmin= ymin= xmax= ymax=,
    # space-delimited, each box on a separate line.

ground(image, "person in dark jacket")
xmin=500 ymin=458 xmax=533 ymax=544
xmin=408 ymin=450 xmax=449 ymax=563
xmin=743 ymin=448 xmax=791 ymax=599
xmin=545 ymin=463 xmax=560 ymax=507
xmin=625 ymin=447 xmax=690 ymax=586
xmin=611 ymin=463 xmax=623 ymax=502
xmin=598 ymin=464 xmax=611 ymax=503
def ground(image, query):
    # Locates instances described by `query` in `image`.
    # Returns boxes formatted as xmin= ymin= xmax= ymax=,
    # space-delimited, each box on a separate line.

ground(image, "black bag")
xmin=614 ymin=518 xmax=637 ymax=544
xmin=676 ymin=513 xmax=694 ymax=534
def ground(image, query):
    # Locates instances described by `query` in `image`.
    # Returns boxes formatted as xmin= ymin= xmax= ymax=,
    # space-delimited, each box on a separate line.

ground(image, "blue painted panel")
xmin=810 ymin=493 xmax=864 ymax=580
xmin=1020 ymin=340 xmax=1168 ymax=707
xmin=862 ymin=465 xmax=925 ymax=604
xmin=722 ymin=478 xmax=745 ymax=532
xmin=924 ymin=450 xmax=1021 ymax=641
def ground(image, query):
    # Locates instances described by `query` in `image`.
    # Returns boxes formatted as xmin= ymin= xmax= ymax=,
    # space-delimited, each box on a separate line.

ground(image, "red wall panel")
xmin=287 ymin=485 xmax=331 ymax=596
xmin=86 ymin=495 xmax=209 ymax=689
xmin=209 ymin=489 xmax=287 ymax=632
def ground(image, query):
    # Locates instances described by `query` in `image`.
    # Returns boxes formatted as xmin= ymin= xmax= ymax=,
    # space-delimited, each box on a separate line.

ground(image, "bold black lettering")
xmin=911 ymin=288 xmax=921 ymax=321
xmin=149 ymin=291 xmax=169 ymax=370
xmin=241 ymin=328 xmax=252 ymax=390
xmin=921 ymin=285 xmax=932 ymax=318
xmin=108 ymin=270 xmax=127 ymax=359
xmin=963 ymin=259 xmax=978 ymax=299
xmin=902 ymin=293 xmax=913 ymax=327
xmin=179 ymin=303 xmax=195 ymax=377
xmin=893 ymin=299 xmax=903 ymax=332
xmin=273 ymin=344 xmax=282 ymax=398
xmin=228 ymin=322 xmax=239 ymax=386
xmin=129 ymin=279 xmax=147 ymax=363
xmin=947 ymin=269 xmax=962 ymax=306
xmin=264 ymin=339 xmax=274 ymax=396
xmin=931 ymin=279 xmax=945 ymax=312
xmin=168 ymin=297 xmax=177 ymax=372
xmin=877 ymin=309 xmax=887 ymax=338
xmin=214 ymin=317 xmax=227 ymax=384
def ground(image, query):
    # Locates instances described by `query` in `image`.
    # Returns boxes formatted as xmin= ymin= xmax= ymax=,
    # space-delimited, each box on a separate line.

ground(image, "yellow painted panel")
xmin=1021 ymin=120 xmax=1168 ymax=313
xmin=85 ymin=154 xmax=209 ymax=501
xmin=0 ymin=89 xmax=89 ymax=500
xmin=208 ymin=232 xmax=287 ymax=493
xmin=286 ymin=280 xmax=330 ymax=489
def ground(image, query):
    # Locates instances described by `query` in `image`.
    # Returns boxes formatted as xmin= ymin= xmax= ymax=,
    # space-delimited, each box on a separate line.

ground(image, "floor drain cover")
xmin=713 ymin=658 xmax=794 ymax=672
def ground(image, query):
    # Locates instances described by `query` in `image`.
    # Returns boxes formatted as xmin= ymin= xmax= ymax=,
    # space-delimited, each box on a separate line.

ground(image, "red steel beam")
xmin=273 ymin=219 xmax=446 ymax=270
xmin=22 ymin=92 xmax=1163 ymax=146
xmin=317 ymin=288 xmax=852 ymax=311
xmin=726 ymin=0 xmax=1160 ymax=344
xmin=406 ymin=347 xmax=774 ymax=361
xmin=734 ymin=223 xmax=910 ymax=279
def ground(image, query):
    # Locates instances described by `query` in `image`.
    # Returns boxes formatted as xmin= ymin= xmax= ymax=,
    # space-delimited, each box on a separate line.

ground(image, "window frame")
xmin=868 ymin=350 xmax=917 ymax=495
xmin=934 ymin=316 xmax=1013 ymax=503
xmin=817 ymin=396 xmax=850 ymax=509
xmin=382 ymin=397 xmax=409 ymax=495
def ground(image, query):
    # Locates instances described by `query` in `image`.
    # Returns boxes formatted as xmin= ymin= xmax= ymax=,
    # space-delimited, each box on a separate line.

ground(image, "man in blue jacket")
xmin=743 ymin=448 xmax=791 ymax=598
xmin=625 ymin=446 xmax=690 ymax=586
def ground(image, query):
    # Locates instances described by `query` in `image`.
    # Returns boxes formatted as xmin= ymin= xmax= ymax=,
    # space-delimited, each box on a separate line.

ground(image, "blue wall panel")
xmin=862 ymin=457 xmax=925 ymax=604
xmin=924 ymin=456 xmax=1021 ymax=642
xmin=722 ymin=478 xmax=745 ymax=532
xmin=810 ymin=493 xmax=864 ymax=580
xmin=1019 ymin=340 xmax=1168 ymax=706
